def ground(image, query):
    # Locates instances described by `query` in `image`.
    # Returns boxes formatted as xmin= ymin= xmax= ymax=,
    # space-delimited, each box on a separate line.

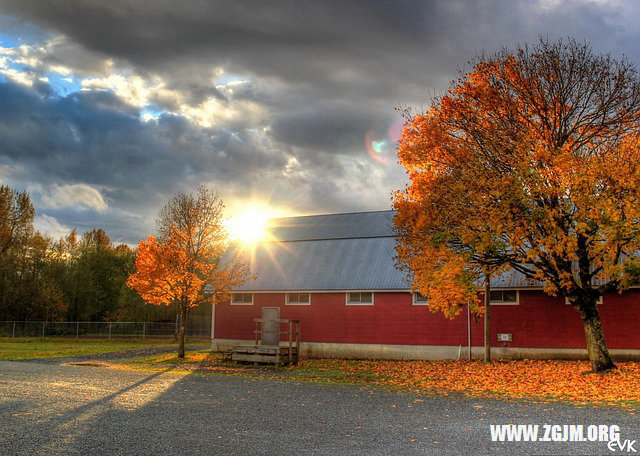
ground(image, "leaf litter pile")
xmin=127 ymin=353 xmax=639 ymax=408
xmin=345 ymin=359 xmax=640 ymax=407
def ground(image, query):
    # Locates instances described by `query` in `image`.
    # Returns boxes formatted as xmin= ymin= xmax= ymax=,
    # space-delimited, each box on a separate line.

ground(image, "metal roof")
xmin=266 ymin=210 xmax=395 ymax=242
xmin=490 ymin=269 xmax=544 ymax=288
xmin=230 ymin=236 xmax=410 ymax=291
xmin=225 ymin=210 xmax=545 ymax=292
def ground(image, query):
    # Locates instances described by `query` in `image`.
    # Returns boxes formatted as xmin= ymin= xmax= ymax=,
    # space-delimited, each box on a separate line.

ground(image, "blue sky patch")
xmin=44 ymin=72 xmax=82 ymax=96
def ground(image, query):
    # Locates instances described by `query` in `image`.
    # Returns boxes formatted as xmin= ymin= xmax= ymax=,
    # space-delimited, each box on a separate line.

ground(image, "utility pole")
xmin=484 ymin=271 xmax=491 ymax=362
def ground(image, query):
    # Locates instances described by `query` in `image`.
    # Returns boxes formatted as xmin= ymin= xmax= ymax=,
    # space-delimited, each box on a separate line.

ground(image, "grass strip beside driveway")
xmin=0 ymin=337 xmax=176 ymax=360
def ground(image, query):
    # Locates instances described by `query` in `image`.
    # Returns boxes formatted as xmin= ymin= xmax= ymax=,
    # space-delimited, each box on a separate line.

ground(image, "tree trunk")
xmin=174 ymin=310 xmax=179 ymax=341
xmin=484 ymin=273 xmax=491 ymax=363
xmin=575 ymin=299 xmax=616 ymax=372
xmin=178 ymin=303 xmax=187 ymax=358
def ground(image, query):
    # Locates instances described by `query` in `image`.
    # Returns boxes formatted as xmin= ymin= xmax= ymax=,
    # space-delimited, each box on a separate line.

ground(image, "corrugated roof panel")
xmin=229 ymin=236 xmax=410 ymax=291
xmin=490 ymin=269 xmax=544 ymax=288
xmin=266 ymin=210 xmax=395 ymax=242
xmin=490 ymin=268 xmax=605 ymax=288
xmin=221 ymin=210 xmax=558 ymax=292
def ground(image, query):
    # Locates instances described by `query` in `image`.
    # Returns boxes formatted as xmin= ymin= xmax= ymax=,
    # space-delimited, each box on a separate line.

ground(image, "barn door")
xmin=261 ymin=307 xmax=280 ymax=346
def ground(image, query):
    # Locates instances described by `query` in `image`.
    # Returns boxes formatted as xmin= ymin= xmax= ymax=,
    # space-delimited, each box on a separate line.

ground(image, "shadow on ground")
xmin=2 ymin=358 xmax=638 ymax=455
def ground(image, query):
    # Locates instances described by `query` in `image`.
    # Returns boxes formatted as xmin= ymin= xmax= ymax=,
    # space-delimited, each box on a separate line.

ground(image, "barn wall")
xmin=213 ymin=289 xmax=640 ymax=355
xmin=487 ymin=289 xmax=640 ymax=350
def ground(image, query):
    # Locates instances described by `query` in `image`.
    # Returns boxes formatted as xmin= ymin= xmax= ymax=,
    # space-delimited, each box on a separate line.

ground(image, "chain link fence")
xmin=0 ymin=321 xmax=211 ymax=339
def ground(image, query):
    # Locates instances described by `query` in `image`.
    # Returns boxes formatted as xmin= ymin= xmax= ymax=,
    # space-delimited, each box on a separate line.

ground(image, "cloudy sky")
xmin=1 ymin=0 xmax=639 ymax=244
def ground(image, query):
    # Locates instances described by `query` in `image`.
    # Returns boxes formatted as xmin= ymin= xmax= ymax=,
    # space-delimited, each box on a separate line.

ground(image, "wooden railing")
xmin=253 ymin=318 xmax=301 ymax=364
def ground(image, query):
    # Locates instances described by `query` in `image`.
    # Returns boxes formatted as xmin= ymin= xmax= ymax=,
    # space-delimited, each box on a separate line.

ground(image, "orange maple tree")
xmin=127 ymin=188 xmax=248 ymax=357
xmin=394 ymin=39 xmax=640 ymax=372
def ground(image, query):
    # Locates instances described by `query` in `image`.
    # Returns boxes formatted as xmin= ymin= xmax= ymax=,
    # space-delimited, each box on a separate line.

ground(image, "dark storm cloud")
xmin=2 ymin=0 xmax=640 ymax=242
xmin=73 ymin=90 xmax=140 ymax=116
xmin=0 ymin=82 xmax=286 ymax=188
xmin=0 ymin=81 xmax=289 ymax=241
xmin=1 ymin=0 xmax=632 ymax=97
xmin=271 ymin=102 xmax=389 ymax=152
xmin=4 ymin=0 xmax=626 ymax=156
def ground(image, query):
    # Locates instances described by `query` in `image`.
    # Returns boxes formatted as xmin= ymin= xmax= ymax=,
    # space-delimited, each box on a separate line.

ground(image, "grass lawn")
xmin=125 ymin=351 xmax=640 ymax=410
xmin=0 ymin=337 xmax=176 ymax=360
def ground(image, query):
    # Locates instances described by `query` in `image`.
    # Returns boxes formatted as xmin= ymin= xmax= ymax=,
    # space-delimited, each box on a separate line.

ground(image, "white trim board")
xmin=211 ymin=339 xmax=640 ymax=361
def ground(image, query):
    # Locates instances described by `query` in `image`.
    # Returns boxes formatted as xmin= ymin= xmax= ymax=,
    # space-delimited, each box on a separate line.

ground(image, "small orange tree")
xmin=127 ymin=187 xmax=248 ymax=357
xmin=395 ymin=39 xmax=640 ymax=372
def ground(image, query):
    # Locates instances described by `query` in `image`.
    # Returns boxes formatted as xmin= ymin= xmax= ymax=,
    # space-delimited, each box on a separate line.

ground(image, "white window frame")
xmin=489 ymin=290 xmax=519 ymax=305
xmin=565 ymin=295 xmax=603 ymax=305
xmin=345 ymin=292 xmax=374 ymax=306
xmin=412 ymin=291 xmax=429 ymax=306
xmin=230 ymin=292 xmax=253 ymax=305
xmin=286 ymin=292 xmax=311 ymax=306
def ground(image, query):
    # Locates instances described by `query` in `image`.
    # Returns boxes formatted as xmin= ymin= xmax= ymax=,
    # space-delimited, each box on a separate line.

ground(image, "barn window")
xmin=346 ymin=292 xmax=374 ymax=305
xmin=286 ymin=293 xmax=310 ymax=305
xmin=231 ymin=293 xmax=253 ymax=305
xmin=489 ymin=290 xmax=518 ymax=305
xmin=413 ymin=292 xmax=429 ymax=305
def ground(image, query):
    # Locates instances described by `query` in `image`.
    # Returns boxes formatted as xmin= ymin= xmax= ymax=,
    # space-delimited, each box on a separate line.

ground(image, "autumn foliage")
xmin=127 ymin=188 xmax=248 ymax=357
xmin=394 ymin=39 xmax=640 ymax=372
xmin=127 ymin=230 xmax=206 ymax=308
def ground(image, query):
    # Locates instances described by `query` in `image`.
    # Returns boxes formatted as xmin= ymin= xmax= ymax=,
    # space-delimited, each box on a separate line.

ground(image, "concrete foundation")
xmin=212 ymin=339 xmax=640 ymax=361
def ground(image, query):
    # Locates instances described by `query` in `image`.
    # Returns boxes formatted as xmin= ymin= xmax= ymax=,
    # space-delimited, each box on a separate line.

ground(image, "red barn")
xmin=212 ymin=210 xmax=640 ymax=360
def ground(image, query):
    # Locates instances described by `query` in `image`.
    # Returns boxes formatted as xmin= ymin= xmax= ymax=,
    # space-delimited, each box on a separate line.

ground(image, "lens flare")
xmin=365 ymin=119 xmax=405 ymax=164
xmin=365 ymin=130 xmax=388 ymax=163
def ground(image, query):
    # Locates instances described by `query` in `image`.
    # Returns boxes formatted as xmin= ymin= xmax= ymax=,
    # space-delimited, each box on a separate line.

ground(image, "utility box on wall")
xmin=497 ymin=333 xmax=512 ymax=342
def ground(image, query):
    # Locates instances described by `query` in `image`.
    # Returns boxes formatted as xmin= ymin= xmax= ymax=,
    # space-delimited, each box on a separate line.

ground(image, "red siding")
xmin=215 ymin=290 xmax=640 ymax=349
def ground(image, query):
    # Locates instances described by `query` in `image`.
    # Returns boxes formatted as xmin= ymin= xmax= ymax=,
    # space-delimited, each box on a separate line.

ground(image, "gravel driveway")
xmin=1 ymin=359 xmax=637 ymax=455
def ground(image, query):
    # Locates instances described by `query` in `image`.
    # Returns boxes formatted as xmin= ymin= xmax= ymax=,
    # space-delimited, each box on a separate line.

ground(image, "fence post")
xmin=142 ymin=322 xmax=146 ymax=340
xmin=42 ymin=322 xmax=45 ymax=338
xmin=108 ymin=322 xmax=112 ymax=340
xmin=12 ymin=321 xmax=16 ymax=338
xmin=76 ymin=322 xmax=79 ymax=339
xmin=288 ymin=320 xmax=292 ymax=365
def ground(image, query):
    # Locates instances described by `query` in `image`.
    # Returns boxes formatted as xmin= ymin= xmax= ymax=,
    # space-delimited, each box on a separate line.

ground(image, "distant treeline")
xmin=0 ymin=185 xmax=206 ymax=323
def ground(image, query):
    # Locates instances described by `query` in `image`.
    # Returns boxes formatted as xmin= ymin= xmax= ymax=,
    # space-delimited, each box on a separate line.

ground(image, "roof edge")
xmin=268 ymin=209 xmax=395 ymax=222
xmin=256 ymin=235 xmax=396 ymax=245
xmin=230 ymin=286 xmax=547 ymax=292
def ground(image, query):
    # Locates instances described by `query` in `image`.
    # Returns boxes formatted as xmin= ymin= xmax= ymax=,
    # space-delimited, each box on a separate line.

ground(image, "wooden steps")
xmin=231 ymin=318 xmax=300 ymax=366
xmin=232 ymin=344 xmax=299 ymax=365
